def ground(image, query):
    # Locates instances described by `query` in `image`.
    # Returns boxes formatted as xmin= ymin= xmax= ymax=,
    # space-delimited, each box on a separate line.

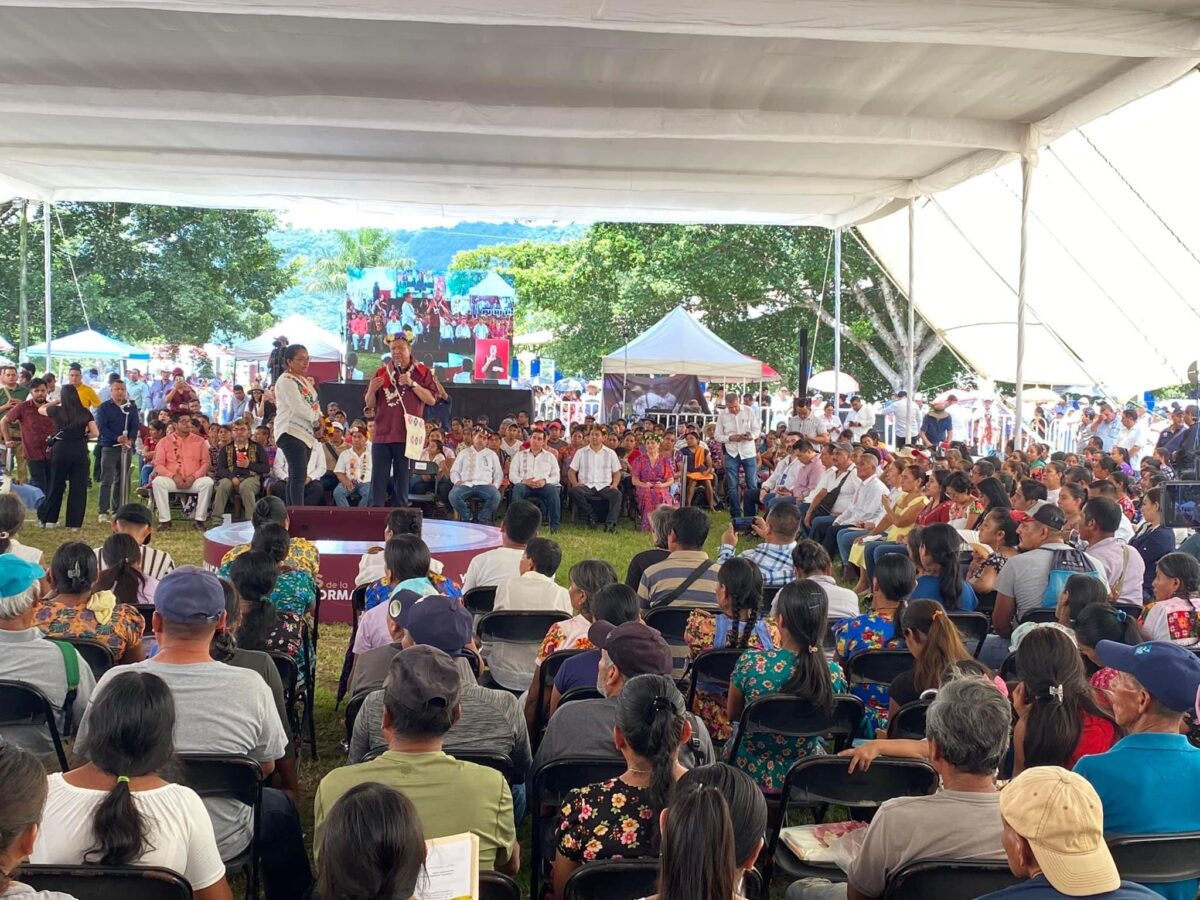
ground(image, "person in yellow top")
xmin=217 ymin=495 xmax=321 ymax=581
xmin=849 ymin=464 xmax=930 ymax=594
xmin=65 ymin=364 xmax=100 ymax=411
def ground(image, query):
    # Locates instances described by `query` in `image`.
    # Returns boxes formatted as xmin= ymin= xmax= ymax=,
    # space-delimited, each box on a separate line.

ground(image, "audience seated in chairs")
xmin=316 ymin=645 xmax=519 ymax=876
xmin=637 ymin=507 xmax=721 ymax=610
xmin=685 ymin=558 xmax=780 ymax=742
xmin=546 ymin=584 xmax=641 ymax=720
xmin=787 ymin=673 xmax=1012 ymax=899
xmin=265 ymin=432 xmax=326 ymax=506
xmin=523 ymin=560 xmax=619 ymax=731
xmin=977 ymin=766 xmax=1160 ymax=900
xmin=639 ymin=762 xmax=768 ymax=900
xmin=551 ymin=674 xmax=691 ymax=897
xmin=31 ymin=671 xmax=232 ymax=900
xmin=792 ymin=539 xmax=861 ymax=621
xmin=228 ymin=552 xmax=306 ymax=684
xmin=886 ymin=600 xmax=975 ymax=718
xmin=486 ymin=537 xmax=571 ymax=691
xmin=349 ymin=595 xmax=532 ymax=824
xmin=726 ymin=579 xmax=847 ymax=793
xmin=509 ymin=429 xmax=563 ymax=532
xmin=313 ymin=783 xmax=425 ymax=900
xmin=72 ymin=567 xmax=311 ymax=900
xmin=1074 ymin=640 xmax=1200 ymax=900
xmin=624 ymin=505 xmax=673 ymax=590
xmin=97 ymin=534 xmax=158 ymax=608
xmin=0 ymin=555 xmax=95 ymax=759
xmin=34 ymin=542 xmax=145 ymax=665
xmin=217 ymin=497 xmax=320 ymax=580
xmin=96 ymin=503 xmax=177 ymax=582
xmin=718 ymin=503 xmax=804 ymax=590
xmin=0 ymin=742 xmax=80 ymax=900
xmin=352 ymin=536 xmax=439 ymax=657
xmin=463 ymin=501 xmax=542 ymax=593
xmin=352 ymin=508 xmax=452 ymax=612
xmin=533 ymin=621 xmax=714 ymax=775
xmin=211 ymin=419 xmax=270 ymax=521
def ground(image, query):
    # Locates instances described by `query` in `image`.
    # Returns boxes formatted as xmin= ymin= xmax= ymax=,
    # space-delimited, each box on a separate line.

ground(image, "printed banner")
xmin=405 ymin=413 xmax=426 ymax=460
xmin=601 ymin=374 xmax=710 ymax=422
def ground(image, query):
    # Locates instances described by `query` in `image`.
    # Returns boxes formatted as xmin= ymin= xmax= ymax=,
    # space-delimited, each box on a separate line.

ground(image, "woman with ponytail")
xmin=1074 ymin=601 xmax=1145 ymax=701
xmin=727 ymin=580 xmax=847 ymax=792
xmin=637 ymin=764 xmax=768 ymax=900
xmin=96 ymin=533 xmax=158 ymax=606
xmin=1011 ymin=626 xmax=1116 ymax=776
xmin=32 ymin=673 xmax=231 ymax=900
xmin=552 ymin=674 xmax=690 ymax=898
xmin=228 ymin=551 xmax=304 ymax=679
xmin=912 ymin=523 xmax=978 ymax=611
xmin=888 ymin=600 xmax=972 ymax=713
xmin=685 ymin=557 xmax=780 ymax=742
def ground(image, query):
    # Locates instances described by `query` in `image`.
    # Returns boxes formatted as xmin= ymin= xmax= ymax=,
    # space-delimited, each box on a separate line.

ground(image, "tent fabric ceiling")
xmin=859 ymin=71 xmax=1200 ymax=400
xmin=0 ymin=1 xmax=1197 ymax=226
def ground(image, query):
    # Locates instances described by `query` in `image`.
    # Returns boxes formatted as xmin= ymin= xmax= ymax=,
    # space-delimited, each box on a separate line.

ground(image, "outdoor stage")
xmin=201 ymin=511 xmax=502 ymax=625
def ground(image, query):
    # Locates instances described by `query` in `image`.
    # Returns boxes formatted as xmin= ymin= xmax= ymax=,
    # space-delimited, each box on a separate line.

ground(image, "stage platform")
xmin=202 ymin=516 xmax=502 ymax=624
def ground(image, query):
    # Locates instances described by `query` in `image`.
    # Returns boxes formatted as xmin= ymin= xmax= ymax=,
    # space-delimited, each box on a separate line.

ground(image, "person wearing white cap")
xmin=977 ymin=766 xmax=1158 ymax=899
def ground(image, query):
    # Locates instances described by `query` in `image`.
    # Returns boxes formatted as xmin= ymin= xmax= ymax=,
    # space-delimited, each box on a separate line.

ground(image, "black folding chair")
xmin=530 ymin=756 xmax=626 ymax=900
xmin=686 ymin=647 xmax=745 ymax=710
xmin=886 ymin=699 xmax=931 ymax=740
xmin=137 ymin=604 xmax=156 ymax=636
xmin=1107 ymin=831 xmax=1200 ymax=883
xmin=768 ymin=756 xmax=939 ymax=883
xmin=479 ymin=871 xmax=521 ymax=900
xmin=0 ymin=680 xmax=70 ymax=770
xmin=947 ymin=611 xmax=989 ymax=659
xmin=845 ymin=649 xmax=914 ymax=690
xmin=532 ymin=648 xmax=585 ymax=748
xmin=644 ymin=605 xmax=698 ymax=680
xmin=1018 ymin=607 xmax=1057 ymax=625
xmin=725 ymin=693 xmax=865 ymax=765
xmin=563 ymin=858 xmax=659 ymax=900
xmin=173 ymin=754 xmax=263 ymax=900
xmin=59 ymin=637 xmax=116 ymax=680
xmin=464 ymin=585 xmax=499 ymax=616
xmin=20 ymin=865 xmax=193 ymax=900
xmin=343 ymin=691 xmax=367 ymax=758
xmin=476 ymin=611 xmax=568 ymax=690
xmin=447 ymin=749 xmax=520 ymax=784
xmin=335 ymin=584 xmax=370 ymax=707
xmin=558 ymin=686 xmax=602 ymax=706
xmin=999 ymin=652 xmax=1019 ymax=681
xmin=883 ymin=858 xmax=1021 ymax=899
xmin=268 ymin=651 xmax=315 ymax=760
xmin=762 ymin=584 xmax=781 ymax=611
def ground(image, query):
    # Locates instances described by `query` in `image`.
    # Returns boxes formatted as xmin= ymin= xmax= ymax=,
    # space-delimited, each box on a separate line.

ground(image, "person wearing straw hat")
xmin=978 ymin=766 xmax=1158 ymax=899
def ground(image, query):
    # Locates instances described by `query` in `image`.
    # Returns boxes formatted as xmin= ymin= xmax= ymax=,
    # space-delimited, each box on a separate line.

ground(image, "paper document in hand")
xmin=416 ymin=831 xmax=479 ymax=900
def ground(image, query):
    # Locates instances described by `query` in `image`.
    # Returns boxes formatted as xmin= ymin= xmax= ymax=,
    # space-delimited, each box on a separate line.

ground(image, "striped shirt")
xmin=93 ymin=542 xmax=176 ymax=581
xmin=349 ymin=657 xmax=532 ymax=779
xmin=638 ymin=550 xmax=721 ymax=609
xmin=717 ymin=541 xmax=796 ymax=587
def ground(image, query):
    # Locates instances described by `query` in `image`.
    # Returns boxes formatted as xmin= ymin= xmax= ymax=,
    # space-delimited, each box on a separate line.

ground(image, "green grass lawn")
xmin=28 ymin=488 xmax=813 ymax=896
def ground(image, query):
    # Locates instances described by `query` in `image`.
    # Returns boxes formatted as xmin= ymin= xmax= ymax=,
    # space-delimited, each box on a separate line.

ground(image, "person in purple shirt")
xmin=550 ymin=583 xmax=639 ymax=708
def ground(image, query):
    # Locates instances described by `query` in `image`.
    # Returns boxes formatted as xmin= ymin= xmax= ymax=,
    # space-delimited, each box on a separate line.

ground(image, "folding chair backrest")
xmin=998 ymin=652 xmax=1019 ymax=681
xmin=562 ymin=858 xmax=660 ymax=900
xmin=729 ymin=693 xmax=864 ymax=761
xmin=886 ymin=699 xmax=931 ymax=740
xmin=946 ymin=611 xmax=989 ymax=658
xmin=533 ymin=649 xmax=585 ymax=743
xmin=448 ymin=750 xmax=518 ymax=784
xmin=60 ymin=637 xmax=117 ymax=679
xmin=463 ymin=586 xmax=498 ymax=616
xmin=137 ymin=604 xmax=155 ymax=636
xmin=20 ymin=865 xmax=193 ymax=900
xmin=644 ymin=605 xmax=698 ymax=679
xmin=479 ymin=871 xmax=521 ymax=900
xmin=1107 ymin=832 xmax=1200 ymax=883
xmin=476 ymin=610 xmax=567 ymax=644
xmin=173 ymin=754 xmax=262 ymax=808
xmin=0 ymin=680 xmax=69 ymax=770
xmin=1018 ymin=607 xmax=1057 ymax=625
xmin=343 ymin=692 xmax=367 ymax=751
xmin=558 ymin=686 xmax=602 ymax=706
xmin=883 ymin=858 xmax=1020 ymax=900
xmin=845 ymin=649 xmax=914 ymax=687
xmin=780 ymin=756 xmax=939 ymax=812
xmin=687 ymin=647 xmax=745 ymax=708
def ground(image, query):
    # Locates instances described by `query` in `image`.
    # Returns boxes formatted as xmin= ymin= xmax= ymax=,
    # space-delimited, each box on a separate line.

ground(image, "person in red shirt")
xmin=363 ymin=335 xmax=436 ymax=507
xmin=2 ymin=378 xmax=55 ymax=493
xmin=164 ymin=367 xmax=196 ymax=413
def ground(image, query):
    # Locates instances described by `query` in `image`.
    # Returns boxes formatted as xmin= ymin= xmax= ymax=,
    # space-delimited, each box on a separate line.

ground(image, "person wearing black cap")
xmin=1074 ymin=640 xmax=1200 ymax=900
xmin=96 ymin=503 xmax=176 ymax=580
xmin=316 ymin=645 xmax=519 ymax=876
xmin=72 ymin=567 xmax=310 ymax=900
xmin=532 ymin=621 xmax=714 ymax=773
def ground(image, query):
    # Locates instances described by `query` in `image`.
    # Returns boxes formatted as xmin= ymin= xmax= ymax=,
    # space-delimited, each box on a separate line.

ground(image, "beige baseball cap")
xmin=1000 ymin=766 xmax=1119 ymax=896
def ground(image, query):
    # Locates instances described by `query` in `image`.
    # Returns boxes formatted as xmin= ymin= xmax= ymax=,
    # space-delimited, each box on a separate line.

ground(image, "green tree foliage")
xmin=297 ymin=228 xmax=413 ymax=295
xmin=0 ymin=201 xmax=293 ymax=349
xmin=452 ymin=223 xmax=962 ymax=399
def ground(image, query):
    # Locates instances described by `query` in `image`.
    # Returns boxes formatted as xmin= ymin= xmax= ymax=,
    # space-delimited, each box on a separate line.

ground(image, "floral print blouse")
xmin=536 ymin=615 xmax=595 ymax=665
xmin=219 ymin=537 xmax=321 ymax=580
xmin=727 ymin=648 xmax=848 ymax=793
xmin=685 ymin=610 xmax=780 ymax=743
xmin=34 ymin=600 xmax=143 ymax=661
xmin=557 ymin=778 xmax=658 ymax=862
xmin=834 ymin=611 xmax=905 ymax=736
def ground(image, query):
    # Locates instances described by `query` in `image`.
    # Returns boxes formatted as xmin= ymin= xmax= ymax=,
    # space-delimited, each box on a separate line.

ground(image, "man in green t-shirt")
xmin=314 ymin=645 xmax=519 ymax=875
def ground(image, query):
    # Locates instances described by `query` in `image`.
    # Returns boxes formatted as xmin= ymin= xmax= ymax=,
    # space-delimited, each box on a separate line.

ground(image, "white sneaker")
xmin=41 ymin=522 xmax=60 ymax=529
xmin=98 ymin=513 xmax=110 ymax=523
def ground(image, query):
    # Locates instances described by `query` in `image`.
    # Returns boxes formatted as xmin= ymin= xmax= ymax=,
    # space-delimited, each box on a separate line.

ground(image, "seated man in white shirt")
xmin=462 ymin=500 xmax=541 ymax=593
xmin=790 ymin=538 xmax=861 ymax=620
xmin=487 ymin=536 xmax=571 ymax=690
xmin=824 ymin=451 xmax=888 ymax=566
xmin=332 ymin=425 xmax=372 ymax=507
xmin=448 ymin=427 xmax=504 ymax=525
xmin=566 ymin=427 xmax=623 ymax=533
xmin=509 ymin=429 xmax=562 ymax=532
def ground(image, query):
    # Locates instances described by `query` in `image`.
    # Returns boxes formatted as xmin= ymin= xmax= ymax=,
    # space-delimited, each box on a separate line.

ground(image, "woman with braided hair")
xmin=551 ymin=674 xmax=691 ymax=898
xmin=684 ymin=557 xmax=780 ymax=742
xmin=727 ymin=579 xmax=847 ymax=792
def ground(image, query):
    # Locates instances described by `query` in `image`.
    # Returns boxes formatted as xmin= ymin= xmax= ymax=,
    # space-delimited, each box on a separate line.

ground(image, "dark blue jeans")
xmin=259 ymin=787 xmax=313 ymax=900
xmin=724 ymin=453 xmax=759 ymax=517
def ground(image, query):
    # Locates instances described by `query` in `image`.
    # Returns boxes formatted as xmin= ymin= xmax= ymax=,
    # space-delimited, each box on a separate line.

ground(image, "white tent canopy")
xmin=0 ymin=1 xmax=1195 ymax=228
xmin=232 ymin=314 xmax=343 ymax=363
xmin=26 ymin=328 xmax=147 ymax=360
xmin=468 ymin=271 xmax=516 ymax=299
xmin=603 ymin=305 xmax=763 ymax=379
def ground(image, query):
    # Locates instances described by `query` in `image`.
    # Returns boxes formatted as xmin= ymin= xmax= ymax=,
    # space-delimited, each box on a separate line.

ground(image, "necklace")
xmin=383 ymin=362 xmax=415 ymax=407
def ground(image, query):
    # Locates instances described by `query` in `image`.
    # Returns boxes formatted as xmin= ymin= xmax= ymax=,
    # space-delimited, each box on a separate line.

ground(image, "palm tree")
xmin=298 ymin=228 xmax=413 ymax=294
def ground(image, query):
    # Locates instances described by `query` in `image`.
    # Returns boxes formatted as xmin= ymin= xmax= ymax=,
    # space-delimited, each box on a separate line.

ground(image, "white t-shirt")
xmin=462 ymin=546 xmax=525 ymax=593
xmin=33 ymin=774 xmax=226 ymax=890
xmin=4 ymin=540 xmax=42 ymax=564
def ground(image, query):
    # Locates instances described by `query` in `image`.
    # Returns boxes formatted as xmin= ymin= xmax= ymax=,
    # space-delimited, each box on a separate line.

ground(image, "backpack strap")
xmin=53 ymin=639 xmax=80 ymax=735
xmin=649 ymin=558 xmax=715 ymax=610
xmin=1109 ymin=545 xmax=1130 ymax=601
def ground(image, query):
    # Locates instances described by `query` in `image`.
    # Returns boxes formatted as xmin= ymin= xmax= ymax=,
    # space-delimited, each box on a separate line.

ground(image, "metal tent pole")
xmin=833 ymin=226 xmax=842 ymax=409
xmin=907 ymin=202 xmax=916 ymax=443
xmin=1015 ymin=154 xmax=1037 ymax=448
xmin=43 ymin=203 xmax=52 ymax=371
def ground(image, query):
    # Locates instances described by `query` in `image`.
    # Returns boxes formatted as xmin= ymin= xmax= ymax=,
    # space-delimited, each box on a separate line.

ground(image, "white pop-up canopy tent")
xmin=468 ymin=272 xmax=517 ymax=299
xmin=603 ymin=306 xmax=765 ymax=380
xmin=232 ymin=314 xmax=343 ymax=363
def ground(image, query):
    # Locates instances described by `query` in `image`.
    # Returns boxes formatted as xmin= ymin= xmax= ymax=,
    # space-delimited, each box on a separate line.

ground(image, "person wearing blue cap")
xmin=0 ymin=554 xmax=95 ymax=758
xmin=1074 ymin=640 xmax=1200 ymax=900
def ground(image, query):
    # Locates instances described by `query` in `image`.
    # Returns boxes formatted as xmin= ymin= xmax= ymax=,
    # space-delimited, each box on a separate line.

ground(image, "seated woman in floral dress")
xmin=630 ymin=435 xmax=676 ymax=531
xmin=684 ymin=558 xmax=779 ymax=742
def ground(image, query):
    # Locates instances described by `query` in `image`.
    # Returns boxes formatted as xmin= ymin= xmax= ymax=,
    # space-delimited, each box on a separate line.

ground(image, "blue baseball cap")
xmin=0 ymin=555 xmax=44 ymax=597
xmin=1096 ymin=640 xmax=1200 ymax=713
xmin=155 ymin=566 xmax=225 ymax=624
xmin=399 ymin=595 xmax=472 ymax=654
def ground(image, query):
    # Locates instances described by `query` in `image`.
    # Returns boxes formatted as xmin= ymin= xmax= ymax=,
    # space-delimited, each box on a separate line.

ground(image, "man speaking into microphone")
xmin=363 ymin=334 xmax=437 ymax=507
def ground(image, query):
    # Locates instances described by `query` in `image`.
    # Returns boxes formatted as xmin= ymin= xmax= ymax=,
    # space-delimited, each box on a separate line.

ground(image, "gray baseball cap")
xmin=384 ymin=645 xmax=462 ymax=712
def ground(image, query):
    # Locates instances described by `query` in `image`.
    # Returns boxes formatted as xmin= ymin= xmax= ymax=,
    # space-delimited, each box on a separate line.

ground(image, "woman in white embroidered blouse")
xmin=271 ymin=344 xmax=321 ymax=508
